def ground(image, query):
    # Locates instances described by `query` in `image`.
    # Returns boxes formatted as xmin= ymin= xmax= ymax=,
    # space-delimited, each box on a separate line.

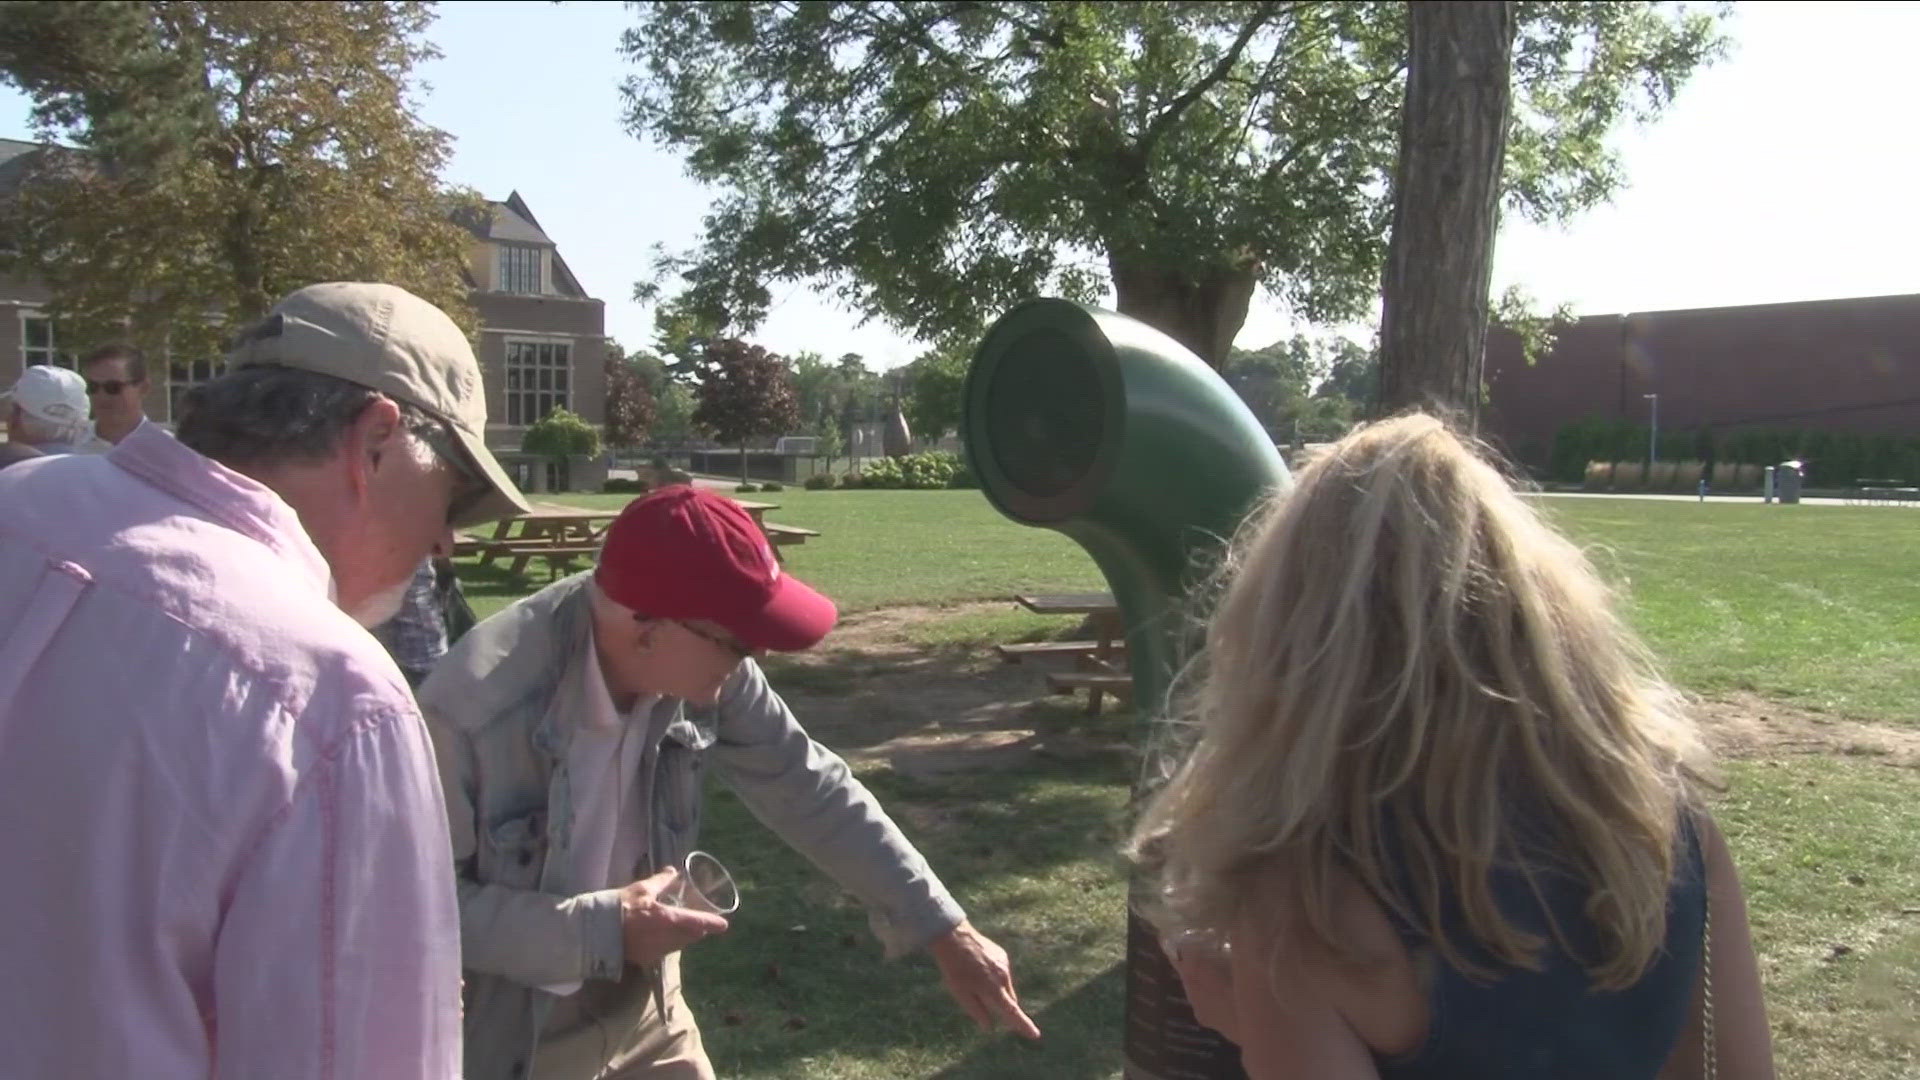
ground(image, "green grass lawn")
xmin=453 ymin=491 xmax=1920 ymax=1077
xmin=679 ymin=737 xmax=1919 ymax=1079
xmin=526 ymin=489 xmax=1104 ymax=611
xmin=1539 ymin=501 xmax=1920 ymax=722
xmin=514 ymin=490 xmax=1920 ymax=723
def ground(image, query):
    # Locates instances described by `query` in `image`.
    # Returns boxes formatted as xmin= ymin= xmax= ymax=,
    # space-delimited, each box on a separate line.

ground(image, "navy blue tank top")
xmin=1376 ymin=814 xmax=1706 ymax=1080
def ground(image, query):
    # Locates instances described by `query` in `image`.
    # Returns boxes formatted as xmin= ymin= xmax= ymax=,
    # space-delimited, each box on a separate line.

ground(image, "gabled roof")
xmin=0 ymin=138 xmax=48 ymax=199
xmin=489 ymin=192 xmax=554 ymax=246
xmin=450 ymin=190 xmax=591 ymax=298
xmin=500 ymin=191 xmax=588 ymax=299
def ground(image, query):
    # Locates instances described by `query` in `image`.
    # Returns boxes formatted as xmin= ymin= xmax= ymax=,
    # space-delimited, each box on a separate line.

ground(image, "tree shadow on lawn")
xmin=761 ymin=629 xmax=1142 ymax=776
xmin=926 ymin=961 xmax=1128 ymax=1080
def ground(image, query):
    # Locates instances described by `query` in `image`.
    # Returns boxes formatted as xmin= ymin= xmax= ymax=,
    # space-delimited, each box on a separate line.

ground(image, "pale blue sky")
xmin=3 ymin=0 xmax=1915 ymax=367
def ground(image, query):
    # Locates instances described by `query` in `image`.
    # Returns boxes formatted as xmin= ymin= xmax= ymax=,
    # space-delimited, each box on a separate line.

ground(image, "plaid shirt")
xmin=372 ymin=559 xmax=449 ymax=680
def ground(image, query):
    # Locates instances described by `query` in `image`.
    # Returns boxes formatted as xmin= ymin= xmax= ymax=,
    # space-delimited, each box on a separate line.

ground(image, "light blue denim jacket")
xmin=418 ymin=574 xmax=965 ymax=1080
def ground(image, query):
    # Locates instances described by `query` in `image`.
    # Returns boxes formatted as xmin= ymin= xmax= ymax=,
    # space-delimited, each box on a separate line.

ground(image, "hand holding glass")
xmin=664 ymin=850 xmax=739 ymax=916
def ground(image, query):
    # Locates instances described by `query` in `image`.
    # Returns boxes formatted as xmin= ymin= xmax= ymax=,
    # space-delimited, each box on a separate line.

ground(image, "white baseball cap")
xmin=3 ymin=365 xmax=89 ymax=427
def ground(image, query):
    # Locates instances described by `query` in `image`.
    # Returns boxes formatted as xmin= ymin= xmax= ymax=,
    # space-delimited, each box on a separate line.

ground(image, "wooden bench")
xmin=763 ymin=522 xmax=819 ymax=543
xmin=1045 ymin=671 xmax=1134 ymax=699
xmin=1850 ymin=479 xmax=1920 ymax=505
xmin=1008 ymin=592 xmax=1130 ymax=713
xmin=500 ymin=543 xmax=601 ymax=580
xmin=762 ymin=521 xmax=820 ymax=562
xmin=994 ymin=640 xmax=1126 ymax=663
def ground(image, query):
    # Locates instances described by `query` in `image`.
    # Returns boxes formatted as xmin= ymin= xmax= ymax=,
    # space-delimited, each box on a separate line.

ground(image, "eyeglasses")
xmin=644 ymin=615 xmax=754 ymax=659
xmin=85 ymin=379 xmax=137 ymax=396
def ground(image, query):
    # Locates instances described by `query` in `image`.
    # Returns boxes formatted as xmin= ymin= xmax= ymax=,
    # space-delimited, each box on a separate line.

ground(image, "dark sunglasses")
xmin=85 ymin=379 xmax=137 ymax=396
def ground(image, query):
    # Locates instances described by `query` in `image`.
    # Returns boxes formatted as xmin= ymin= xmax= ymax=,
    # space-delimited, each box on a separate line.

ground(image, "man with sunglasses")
xmin=78 ymin=343 xmax=152 ymax=445
xmin=420 ymin=485 xmax=1040 ymax=1080
xmin=0 ymin=282 xmax=529 ymax=1079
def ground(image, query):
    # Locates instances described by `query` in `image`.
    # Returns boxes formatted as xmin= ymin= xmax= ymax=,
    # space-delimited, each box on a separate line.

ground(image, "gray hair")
xmin=176 ymin=364 xmax=443 ymax=472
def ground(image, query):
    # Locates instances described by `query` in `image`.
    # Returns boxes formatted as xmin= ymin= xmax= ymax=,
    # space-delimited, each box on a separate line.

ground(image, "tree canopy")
xmin=0 ymin=1 xmax=478 ymax=360
xmin=689 ymin=337 xmax=802 ymax=452
xmin=902 ymin=337 xmax=971 ymax=445
xmin=603 ymin=342 xmax=659 ymax=448
xmin=620 ymin=1 xmax=1729 ymax=368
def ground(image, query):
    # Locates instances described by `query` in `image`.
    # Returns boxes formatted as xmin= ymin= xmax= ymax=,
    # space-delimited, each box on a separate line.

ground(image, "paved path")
xmin=1530 ymin=491 xmax=1874 ymax=507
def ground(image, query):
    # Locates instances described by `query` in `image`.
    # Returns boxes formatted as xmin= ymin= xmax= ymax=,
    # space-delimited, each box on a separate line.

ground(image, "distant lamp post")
xmin=1643 ymin=392 xmax=1659 ymax=465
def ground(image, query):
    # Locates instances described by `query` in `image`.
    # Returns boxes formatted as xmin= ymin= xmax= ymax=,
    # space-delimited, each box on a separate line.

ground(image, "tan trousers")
xmin=531 ymin=954 xmax=715 ymax=1080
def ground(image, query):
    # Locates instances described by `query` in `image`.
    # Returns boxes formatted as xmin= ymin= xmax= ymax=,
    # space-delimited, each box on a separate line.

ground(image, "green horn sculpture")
xmin=963 ymin=298 xmax=1292 ymax=1078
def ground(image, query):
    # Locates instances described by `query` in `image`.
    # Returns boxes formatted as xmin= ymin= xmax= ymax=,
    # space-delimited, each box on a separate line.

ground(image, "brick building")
xmin=1483 ymin=292 xmax=1920 ymax=471
xmin=0 ymin=138 xmax=606 ymax=450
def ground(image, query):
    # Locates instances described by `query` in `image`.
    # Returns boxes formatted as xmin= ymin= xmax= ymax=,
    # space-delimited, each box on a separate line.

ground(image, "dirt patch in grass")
xmin=768 ymin=603 xmax=1134 ymax=778
xmin=779 ymin=607 xmax=1920 ymax=777
xmin=1695 ymin=693 xmax=1920 ymax=767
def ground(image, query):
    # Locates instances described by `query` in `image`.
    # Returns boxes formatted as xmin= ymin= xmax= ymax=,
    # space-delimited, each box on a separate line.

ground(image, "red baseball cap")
xmin=594 ymin=485 xmax=838 ymax=652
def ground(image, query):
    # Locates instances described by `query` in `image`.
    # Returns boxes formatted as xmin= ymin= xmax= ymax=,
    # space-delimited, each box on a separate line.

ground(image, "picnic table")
xmin=998 ymin=592 xmax=1132 ymax=713
xmin=467 ymin=502 xmax=619 ymax=579
xmin=461 ymin=497 xmax=820 ymax=579
xmin=736 ymin=499 xmax=822 ymax=560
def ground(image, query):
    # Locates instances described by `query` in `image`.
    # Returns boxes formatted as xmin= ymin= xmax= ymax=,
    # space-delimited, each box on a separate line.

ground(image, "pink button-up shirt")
xmin=0 ymin=426 xmax=460 ymax=1079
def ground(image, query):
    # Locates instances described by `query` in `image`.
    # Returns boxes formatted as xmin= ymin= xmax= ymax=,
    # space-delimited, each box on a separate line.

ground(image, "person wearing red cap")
xmin=419 ymin=485 xmax=1040 ymax=1080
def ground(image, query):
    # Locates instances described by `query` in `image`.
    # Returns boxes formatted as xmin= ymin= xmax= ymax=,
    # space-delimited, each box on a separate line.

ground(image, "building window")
xmin=21 ymin=313 xmax=71 ymax=368
xmin=498 ymin=244 xmax=542 ymax=294
xmin=504 ymin=339 xmax=571 ymax=426
xmin=167 ymin=358 xmax=227 ymax=424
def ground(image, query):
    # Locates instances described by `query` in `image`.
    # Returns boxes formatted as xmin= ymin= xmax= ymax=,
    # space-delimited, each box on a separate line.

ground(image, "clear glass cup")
xmin=665 ymin=850 xmax=740 ymax=915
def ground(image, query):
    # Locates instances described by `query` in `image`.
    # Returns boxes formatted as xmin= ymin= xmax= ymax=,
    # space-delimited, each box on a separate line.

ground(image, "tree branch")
xmin=1140 ymin=1 xmax=1282 ymax=150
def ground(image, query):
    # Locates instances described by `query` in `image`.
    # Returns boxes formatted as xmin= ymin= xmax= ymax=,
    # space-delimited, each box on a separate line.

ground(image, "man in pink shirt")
xmin=0 ymin=282 xmax=531 ymax=1078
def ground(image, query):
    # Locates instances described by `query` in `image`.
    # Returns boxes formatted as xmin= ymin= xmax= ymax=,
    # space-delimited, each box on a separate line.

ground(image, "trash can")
xmin=1777 ymin=460 xmax=1803 ymax=504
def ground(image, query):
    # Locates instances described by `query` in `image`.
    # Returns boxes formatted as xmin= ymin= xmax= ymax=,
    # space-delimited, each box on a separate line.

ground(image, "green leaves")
xmin=0 ymin=1 xmax=474 ymax=362
xmin=689 ymin=337 xmax=802 ymax=447
xmin=522 ymin=407 xmax=602 ymax=460
xmin=620 ymin=1 xmax=1729 ymax=360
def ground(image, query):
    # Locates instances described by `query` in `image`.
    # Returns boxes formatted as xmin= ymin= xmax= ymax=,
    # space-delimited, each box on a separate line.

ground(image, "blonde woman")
xmin=1127 ymin=414 xmax=1773 ymax=1079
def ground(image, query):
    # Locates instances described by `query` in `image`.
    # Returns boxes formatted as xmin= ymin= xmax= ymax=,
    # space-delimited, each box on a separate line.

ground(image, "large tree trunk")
xmin=1109 ymin=254 xmax=1260 ymax=371
xmin=1375 ymin=0 xmax=1515 ymax=428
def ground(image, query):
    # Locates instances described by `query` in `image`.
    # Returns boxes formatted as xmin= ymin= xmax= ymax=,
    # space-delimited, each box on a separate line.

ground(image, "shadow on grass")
xmin=761 ymin=634 xmax=1140 ymax=762
xmin=688 ymin=750 xmax=1135 ymax=1079
xmin=928 ymin=962 xmax=1127 ymax=1080
xmin=452 ymin=552 xmax=579 ymax=620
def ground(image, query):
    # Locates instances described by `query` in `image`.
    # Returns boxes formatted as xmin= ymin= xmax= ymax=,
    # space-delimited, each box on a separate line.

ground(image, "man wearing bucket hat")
xmin=0 ymin=282 xmax=530 ymax=1079
xmin=420 ymin=485 xmax=1040 ymax=1080
xmin=4 ymin=363 xmax=95 ymax=455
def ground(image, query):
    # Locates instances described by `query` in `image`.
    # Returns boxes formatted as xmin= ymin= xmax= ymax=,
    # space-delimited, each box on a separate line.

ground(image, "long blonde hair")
xmin=1126 ymin=413 xmax=1709 ymax=989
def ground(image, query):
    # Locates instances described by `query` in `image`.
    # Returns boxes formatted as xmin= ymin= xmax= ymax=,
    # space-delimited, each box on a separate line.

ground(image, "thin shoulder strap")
xmin=1701 ymin=820 xmax=1717 ymax=1080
